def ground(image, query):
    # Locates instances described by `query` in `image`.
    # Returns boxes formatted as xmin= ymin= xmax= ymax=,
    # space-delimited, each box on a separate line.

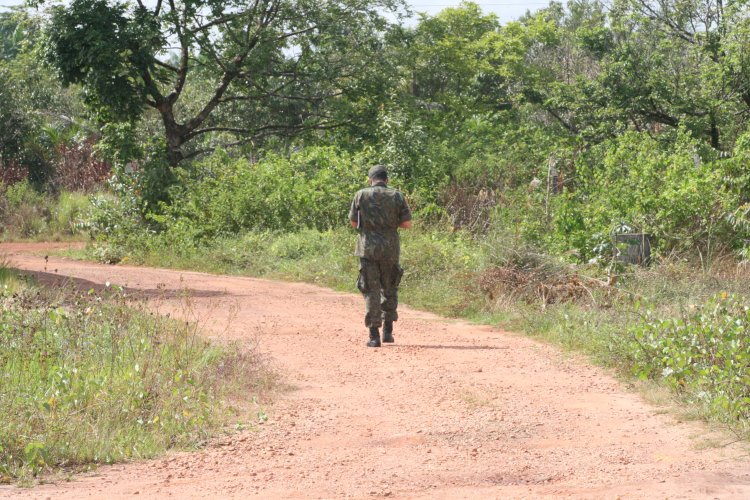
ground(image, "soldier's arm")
xmin=348 ymin=195 xmax=360 ymax=229
xmin=398 ymin=192 xmax=412 ymax=229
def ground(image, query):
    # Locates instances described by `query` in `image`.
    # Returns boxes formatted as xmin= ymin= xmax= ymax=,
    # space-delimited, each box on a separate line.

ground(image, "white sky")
xmin=407 ymin=1 xmax=547 ymax=23
xmin=1 ymin=0 xmax=548 ymax=24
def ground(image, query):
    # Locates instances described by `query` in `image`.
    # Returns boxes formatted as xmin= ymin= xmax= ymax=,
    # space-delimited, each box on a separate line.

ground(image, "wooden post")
xmin=545 ymin=156 xmax=558 ymax=226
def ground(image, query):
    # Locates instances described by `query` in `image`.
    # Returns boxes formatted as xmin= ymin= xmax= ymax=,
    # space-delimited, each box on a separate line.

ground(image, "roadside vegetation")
xmin=0 ymin=181 xmax=90 ymax=241
xmin=0 ymin=264 xmax=272 ymax=484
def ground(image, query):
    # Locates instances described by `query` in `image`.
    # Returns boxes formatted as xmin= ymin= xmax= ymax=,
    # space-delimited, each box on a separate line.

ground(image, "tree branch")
xmin=166 ymin=0 xmax=189 ymax=104
xmin=636 ymin=1 xmax=696 ymax=45
xmin=275 ymin=25 xmax=318 ymax=41
xmin=153 ymin=58 xmax=179 ymax=73
xmin=188 ymin=13 xmax=246 ymax=35
xmin=545 ymin=107 xmax=578 ymax=133
xmin=183 ymin=2 xmax=280 ymax=133
xmin=184 ymin=126 xmax=254 ymax=140
xmin=181 ymin=120 xmax=349 ymax=161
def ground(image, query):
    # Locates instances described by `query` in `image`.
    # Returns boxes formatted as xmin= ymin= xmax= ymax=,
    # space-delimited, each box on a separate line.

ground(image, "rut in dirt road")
xmin=2 ymin=244 xmax=750 ymax=499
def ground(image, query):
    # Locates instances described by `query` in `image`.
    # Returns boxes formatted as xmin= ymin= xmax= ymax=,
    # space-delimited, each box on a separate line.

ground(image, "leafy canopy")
xmin=40 ymin=0 xmax=405 ymax=165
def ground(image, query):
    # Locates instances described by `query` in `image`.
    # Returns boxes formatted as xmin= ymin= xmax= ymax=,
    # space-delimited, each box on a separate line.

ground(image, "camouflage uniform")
xmin=349 ymin=179 xmax=411 ymax=329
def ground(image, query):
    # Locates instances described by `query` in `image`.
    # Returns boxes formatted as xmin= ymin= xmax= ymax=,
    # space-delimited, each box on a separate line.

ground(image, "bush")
xmin=0 ymin=180 xmax=51 ymax=238
xmin=631 ymin=293 xmax=750 ymax=431
xmin=50 ymin=138 xmax=111 ymax=193
xmin=0 ymin=181 xmax=90 ymax=240
xmin=545 ymin=131 xmax=738 ymax=260
xmin=158 ymin=147 xmax=367 ymax=239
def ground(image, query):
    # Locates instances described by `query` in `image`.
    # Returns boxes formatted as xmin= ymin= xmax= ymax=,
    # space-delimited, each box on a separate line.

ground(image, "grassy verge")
xmin=65 ymin=227 xmax=750 ymax=438
xmin=0 ymin=182 xmax=90 ymax=242
xmin=0 ymin=263 xmax=274 ymax=484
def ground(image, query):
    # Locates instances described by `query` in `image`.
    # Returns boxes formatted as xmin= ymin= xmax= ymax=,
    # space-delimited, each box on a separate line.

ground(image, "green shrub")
xmin=0 ymin=180 xmax=51 ymax=238
xmin=630 ymin=293 xmax=750 ymax=431
xmin=49 ymin=191 xmax=89 ymax=236
xmin=158 ymin=147 xmax=367 ymax=239
xmin=0 ymin=181 xmax=91 ymax=240
xmin=545 ymin=131 xmax=738 ymax=260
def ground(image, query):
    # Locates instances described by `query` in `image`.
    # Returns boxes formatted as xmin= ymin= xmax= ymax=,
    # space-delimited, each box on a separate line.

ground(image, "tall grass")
xmin=0 ymin=267 xmax=272 ymax=484
xmin=0 ymin=181 xmax=90 ymax=241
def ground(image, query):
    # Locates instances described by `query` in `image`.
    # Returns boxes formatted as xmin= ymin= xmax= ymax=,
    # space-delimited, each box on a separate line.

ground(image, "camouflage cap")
xmin=368 ymin=164 xmax=388 ymax=179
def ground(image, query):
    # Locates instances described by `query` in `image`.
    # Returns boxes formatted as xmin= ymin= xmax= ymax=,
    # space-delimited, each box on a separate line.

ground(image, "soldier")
xmin=349 ymin=165 xmax=412 ymax=347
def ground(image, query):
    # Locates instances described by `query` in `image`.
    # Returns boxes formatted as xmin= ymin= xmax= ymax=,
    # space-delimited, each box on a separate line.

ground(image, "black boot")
xmin=367 ymin=327 xmax=381 ymax=347
xmin=382 ymin=321 xmax=394 ymax=343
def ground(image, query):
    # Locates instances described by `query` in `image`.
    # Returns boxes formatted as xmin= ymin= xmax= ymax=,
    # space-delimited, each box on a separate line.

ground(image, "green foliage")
xmin=40 ymin=0 xmax=406 ymax=165
xmin=546 ymin=131 xmax=740 ymax=260
xmin=631 ymin=293 xmax=750 ymax=431
xmin=0 ymin=271 xmax=265 ymax=482
xmin=0 ymin=181 xmax=88 ymax=240
xmin=158 ymin=147 xmax=367 ymax=238
xmin=0 ymin=66 xmax=35 ymax=170
xmin=44 ymin=0 xmax=163 ymax=123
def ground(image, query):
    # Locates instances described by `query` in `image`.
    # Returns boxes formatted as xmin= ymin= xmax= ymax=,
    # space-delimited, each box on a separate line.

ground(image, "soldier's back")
xmin=357 ymin=185 xmax=403 ymax=232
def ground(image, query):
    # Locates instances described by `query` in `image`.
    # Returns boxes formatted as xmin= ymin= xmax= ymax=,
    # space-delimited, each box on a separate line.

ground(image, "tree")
xmin=42 ymin=0 xmax=404 ymax=167
xmin=1 ymin=9 xmax=84 ymax=185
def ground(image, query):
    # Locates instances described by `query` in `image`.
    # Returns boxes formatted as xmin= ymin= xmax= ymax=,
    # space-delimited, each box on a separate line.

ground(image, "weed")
xmin=0 ymin=182 xmax=90 ymax=241
xmin=0 ymin=268 xmax=272 ymax=483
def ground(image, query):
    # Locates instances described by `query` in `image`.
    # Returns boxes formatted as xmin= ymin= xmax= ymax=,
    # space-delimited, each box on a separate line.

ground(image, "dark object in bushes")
xmin=614 ymin=233 xmax=651 ymax=266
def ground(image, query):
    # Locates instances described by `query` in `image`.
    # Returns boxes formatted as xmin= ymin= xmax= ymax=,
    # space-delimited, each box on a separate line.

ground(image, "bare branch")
xmin=545 ymin=107 xmax=578 ymax=134
xmin=181 ymin=119 xmax=350 ymax=160
xmin=153 ymin=58 xmax=179 ymax=73
xmin=184 ymin=126 xmax=254 ymax=140
xmin=188 ymin=12 xmax=250 ymax=35
xmin=636 ymin=0 xmax=696 ymax=44
xmin=166 ymin=0 xmax=190 ymax=104
xmin=180 ymin=1 xmax=286 ymax=132
xmin=275 ymin=25 xmax=318 ymax=41
xmin=193 ymin=34 xmax=229 ymax=73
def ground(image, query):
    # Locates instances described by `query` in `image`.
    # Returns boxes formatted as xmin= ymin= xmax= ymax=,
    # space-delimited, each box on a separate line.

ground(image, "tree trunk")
xmin=158 ymin=103 xmax=187 ymax=167
xmin=709 ymin=113 xmax=720 ymax=150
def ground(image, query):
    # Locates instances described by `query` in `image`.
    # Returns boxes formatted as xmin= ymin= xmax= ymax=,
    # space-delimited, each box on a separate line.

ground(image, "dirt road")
xmin=2 ymin=243 xmax=750 ymax=499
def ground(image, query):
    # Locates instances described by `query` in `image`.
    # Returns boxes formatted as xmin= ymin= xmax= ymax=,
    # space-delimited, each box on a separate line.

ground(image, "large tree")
xmin=42 ymin=0 xmax=403 ymax=166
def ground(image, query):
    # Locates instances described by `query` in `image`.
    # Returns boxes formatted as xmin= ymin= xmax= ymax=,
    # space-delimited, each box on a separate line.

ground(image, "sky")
xmin=407 ymin=1 xmax=547 ymax=23
xmin=0 ymin=0 xmax=548 ymax=24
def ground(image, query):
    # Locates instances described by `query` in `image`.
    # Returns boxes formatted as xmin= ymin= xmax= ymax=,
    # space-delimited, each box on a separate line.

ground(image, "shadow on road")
xmin=12 ymin=268 xmax=228 ymax=300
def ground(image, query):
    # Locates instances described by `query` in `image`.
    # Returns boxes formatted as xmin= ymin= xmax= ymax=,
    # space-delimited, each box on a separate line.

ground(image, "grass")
xmin=0 ymin=264 xmax=274 ymax=484
xmin=58 ymin=226 xmax=750 ymax=439
xmin=0 ymin=182 xmax=90 ymax=242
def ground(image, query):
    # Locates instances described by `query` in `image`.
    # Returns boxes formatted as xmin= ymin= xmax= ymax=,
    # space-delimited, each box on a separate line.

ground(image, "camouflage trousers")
xmin=356 ymin=258 xmax=404 ymax=328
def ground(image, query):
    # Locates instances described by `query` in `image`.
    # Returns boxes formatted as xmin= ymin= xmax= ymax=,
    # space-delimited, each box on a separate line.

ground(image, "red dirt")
xmin=1 ymin=242 xmax=750 ymax=499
